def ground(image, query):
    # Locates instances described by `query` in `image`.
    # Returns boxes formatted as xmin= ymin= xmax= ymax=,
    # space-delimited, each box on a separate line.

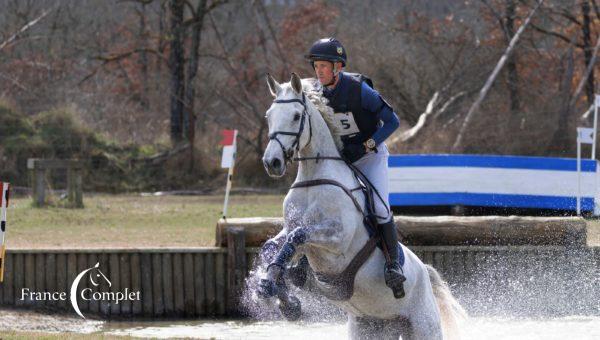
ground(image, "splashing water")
xmin=239 ymin=203 xmax=345 ymax=322
xmin=102 ymin=316 xmax=600 ymax=339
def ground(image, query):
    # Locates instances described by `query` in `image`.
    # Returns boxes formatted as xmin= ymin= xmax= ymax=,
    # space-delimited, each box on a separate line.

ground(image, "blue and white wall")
xmin=388 ymin=154 xmax=600 ymax=215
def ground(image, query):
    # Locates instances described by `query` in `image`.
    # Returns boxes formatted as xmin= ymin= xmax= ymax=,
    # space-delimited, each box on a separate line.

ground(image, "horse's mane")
xmin=300 ymin=78 xmax=343 ymax=151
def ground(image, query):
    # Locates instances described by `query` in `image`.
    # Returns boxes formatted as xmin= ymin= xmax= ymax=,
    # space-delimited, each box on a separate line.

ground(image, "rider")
xmin=305 ymin=37 xmax=406 ymax=298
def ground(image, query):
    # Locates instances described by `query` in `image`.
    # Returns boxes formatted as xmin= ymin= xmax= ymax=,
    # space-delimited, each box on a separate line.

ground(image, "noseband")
xmin=268 ymin=93 xmax=313 ymax=163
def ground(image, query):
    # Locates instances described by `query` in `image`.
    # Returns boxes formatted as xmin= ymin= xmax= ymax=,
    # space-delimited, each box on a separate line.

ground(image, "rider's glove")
xmin=342 ymin=143 xmax=367 ymax=163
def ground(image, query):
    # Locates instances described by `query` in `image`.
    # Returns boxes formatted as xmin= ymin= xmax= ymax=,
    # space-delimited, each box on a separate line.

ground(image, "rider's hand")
xmin=342 ymin=143 xmax=367 ymax=163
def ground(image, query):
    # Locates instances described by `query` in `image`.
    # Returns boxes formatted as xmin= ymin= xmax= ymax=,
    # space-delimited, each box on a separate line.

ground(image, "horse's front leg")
xmin=257 ymin=218 xmax=346 ymax=303
xmin=260 ymin=217 xmax=346 ymax=285
xmin=258 ymin=228 xmax=288 ymax=264
xmin=256 ymin=229 xmax=304 ymax=320
xmin=256 ymin=232 xmax=301 ymax=299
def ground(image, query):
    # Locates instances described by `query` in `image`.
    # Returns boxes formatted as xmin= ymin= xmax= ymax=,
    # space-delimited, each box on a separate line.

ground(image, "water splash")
xmin=240 ymin=203 xmax=345 ymax=322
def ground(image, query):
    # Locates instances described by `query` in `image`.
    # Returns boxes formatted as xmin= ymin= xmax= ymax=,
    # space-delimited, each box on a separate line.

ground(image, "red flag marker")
xmin=219 ymin=129 xmax=235 ymax=146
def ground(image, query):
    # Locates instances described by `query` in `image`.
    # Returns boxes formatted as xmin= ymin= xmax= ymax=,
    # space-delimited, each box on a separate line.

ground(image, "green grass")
xmin=7 ymin=194 xmax=284 ymax=248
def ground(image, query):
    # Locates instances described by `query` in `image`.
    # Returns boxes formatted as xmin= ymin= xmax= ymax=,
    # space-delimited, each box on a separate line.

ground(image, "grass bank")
xmin=7 ymin=194 xmax=284 ymax=248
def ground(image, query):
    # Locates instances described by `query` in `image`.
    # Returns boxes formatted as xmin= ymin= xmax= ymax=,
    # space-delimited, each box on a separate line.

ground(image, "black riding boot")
xmin=380 ymin=219 xmax=406 ymax=298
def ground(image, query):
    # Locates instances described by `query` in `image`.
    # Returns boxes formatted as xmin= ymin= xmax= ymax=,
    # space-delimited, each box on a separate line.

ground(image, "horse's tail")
xmin=426 ymin=264 xmax=467 ymax=340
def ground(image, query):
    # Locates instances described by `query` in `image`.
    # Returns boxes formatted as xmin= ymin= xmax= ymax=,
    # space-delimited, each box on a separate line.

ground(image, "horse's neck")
xmin=296 ymin=112 xmax=352 ymax=182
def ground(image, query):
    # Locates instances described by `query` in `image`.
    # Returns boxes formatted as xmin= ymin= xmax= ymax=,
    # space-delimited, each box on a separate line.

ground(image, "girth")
xmin=312 ymin=236 xmax=379 ymax=301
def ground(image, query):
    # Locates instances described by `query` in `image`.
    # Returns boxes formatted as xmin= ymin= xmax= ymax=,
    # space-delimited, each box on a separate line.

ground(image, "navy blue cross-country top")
xmin=322 ymin=72 xmax=400 ymax=147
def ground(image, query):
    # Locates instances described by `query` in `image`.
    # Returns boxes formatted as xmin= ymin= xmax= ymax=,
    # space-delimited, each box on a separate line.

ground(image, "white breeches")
xmin=352 ymin=143 xmax=392 ymax=224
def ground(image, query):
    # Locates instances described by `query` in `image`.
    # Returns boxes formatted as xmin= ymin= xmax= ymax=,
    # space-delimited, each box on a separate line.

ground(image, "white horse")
xmin=258 ymin=73 xmax=465 ymax=340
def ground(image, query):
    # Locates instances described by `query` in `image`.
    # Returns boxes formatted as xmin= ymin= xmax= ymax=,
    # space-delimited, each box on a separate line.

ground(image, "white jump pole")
xmin=593 ymin=95 xmax=599 ymax=160
xmin=222 ymin=130 xmax=238 ymax=220
xmin=576 ymin=96 xmax=599 ymax=216
xmin=577 ymin=137 xmax=581 ymax=216
xmin=576 ymin=127 xmax=594 ymax=215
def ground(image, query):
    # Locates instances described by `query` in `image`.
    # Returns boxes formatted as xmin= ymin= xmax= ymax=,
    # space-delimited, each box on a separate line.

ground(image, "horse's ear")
xmin=266 ymin=73 xmax=282 ymax=97
xmin=290 ymin=72 xmax=303 ymax=95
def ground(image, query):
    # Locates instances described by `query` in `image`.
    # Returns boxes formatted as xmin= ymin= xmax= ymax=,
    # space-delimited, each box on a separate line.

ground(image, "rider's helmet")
xmin=305 ymin=38 xmax=347 ymax=67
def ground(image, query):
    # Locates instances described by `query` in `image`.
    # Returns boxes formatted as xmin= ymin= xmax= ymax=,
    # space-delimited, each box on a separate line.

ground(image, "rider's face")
xmin=313 ymin=61 xmax=341 ymax=85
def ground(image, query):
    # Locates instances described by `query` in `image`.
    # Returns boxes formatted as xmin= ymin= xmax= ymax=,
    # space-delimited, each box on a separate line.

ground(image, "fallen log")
xmin=215 ymin=216 xmax=587 ymax=247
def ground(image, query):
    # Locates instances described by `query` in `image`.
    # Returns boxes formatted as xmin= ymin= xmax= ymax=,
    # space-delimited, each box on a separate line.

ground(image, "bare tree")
xmin=168 ymin=0 xmax=185 ymax=144
xmin=452 ymin=0 xmax=543 ymax=152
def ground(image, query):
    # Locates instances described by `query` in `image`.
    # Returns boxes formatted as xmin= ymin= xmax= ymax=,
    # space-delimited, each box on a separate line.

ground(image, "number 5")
xmin=340 ymin=119 xmax=350 ymax=129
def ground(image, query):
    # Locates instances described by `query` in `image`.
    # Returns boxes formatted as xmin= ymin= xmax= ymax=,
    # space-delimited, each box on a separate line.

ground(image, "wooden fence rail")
xmin=0 ymin=245 xmax=597 ymax=318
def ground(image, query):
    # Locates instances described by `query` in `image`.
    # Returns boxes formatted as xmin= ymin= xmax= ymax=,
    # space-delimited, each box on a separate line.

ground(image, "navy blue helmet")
xmin=305 ymin=38 xmax=347 ymax=66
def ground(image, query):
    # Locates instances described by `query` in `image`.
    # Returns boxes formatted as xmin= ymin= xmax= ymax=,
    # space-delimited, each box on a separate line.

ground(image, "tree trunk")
xmin=157 ymin=0 xmax=167 ymax=75
xmin=547 ymin=43 xmax=575 ymax=155
xmin=168 ymin=0 xmax=185 ymax=145
xmin=581 ymin=0 xmax=595 ymax=107
xmin=505 ymin=0 xmax=522 ymax=134
xmin=139 ymin=2 xmax=149 ymax=110
xmin=184 ymin=0 xmax=208 ymax=172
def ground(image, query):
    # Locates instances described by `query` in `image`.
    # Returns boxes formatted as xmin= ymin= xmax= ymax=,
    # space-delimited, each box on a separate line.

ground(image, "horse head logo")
xmin=70 ymin=262 xmax=111 ymax=319
xmin=88 ymin=262 xmax=111 ymax=288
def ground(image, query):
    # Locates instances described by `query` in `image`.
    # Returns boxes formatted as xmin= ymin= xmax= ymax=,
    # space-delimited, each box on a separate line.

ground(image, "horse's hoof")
xmin=392 ymin=285 xmax=405 ymax=299
xmin=278 ymin=295 xmax=302 ymax=321
xmin=288 ymin=256 xmax=308 ymax=288
xmin=257 ymin=278 xmax=278 ymax=298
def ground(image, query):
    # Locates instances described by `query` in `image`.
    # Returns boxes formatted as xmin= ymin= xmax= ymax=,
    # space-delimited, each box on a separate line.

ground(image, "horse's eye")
xmin=293 ymin=113 xmax=300 ymax=121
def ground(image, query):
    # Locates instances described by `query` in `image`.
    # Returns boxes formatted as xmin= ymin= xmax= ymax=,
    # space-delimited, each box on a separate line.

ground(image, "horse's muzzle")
xmin=263 ymin=156 xmax=286 ymax=177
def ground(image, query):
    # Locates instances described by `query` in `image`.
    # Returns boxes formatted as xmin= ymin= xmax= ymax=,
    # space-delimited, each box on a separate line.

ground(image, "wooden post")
xmin=130 ymin=253 xmax=142 ymax=317
xmin=67 ymin=167 xmax=75 ymax=208
xmin=172 ymin=253 xmax=185 ymax=317
xmin=74 ymin=168 xmax=83 ymax=208
xmin=35 ymin=169 xmax=45 ymax=207
xmin=204 ymin=253 xmax=215 ymax=316
xmin=182 ymin=253 xmax=195 ymax=317
xmin=140 ymin=253 xmax=153 ymax=317
xmin=151 ymin=253 xmax=164 ymax=317
xmin=162 ymin=253 xmax=174 ymax=316
xmin=28 ymin=158 xmax=84 ymax=208
xmin=67 ymin=163 xmax=83 ymax=208
xmin=226 ymin=227 xmax=246 ymax=316
xmin=194 ymin=253 xmax=206 ymax=316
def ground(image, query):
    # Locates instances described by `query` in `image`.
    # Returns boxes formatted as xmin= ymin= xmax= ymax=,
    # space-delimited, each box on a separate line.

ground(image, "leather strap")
xmin=290 ymin=178 xmax=364 ymax=215
xmin=312 ymin=236 xmax=379 ymax=301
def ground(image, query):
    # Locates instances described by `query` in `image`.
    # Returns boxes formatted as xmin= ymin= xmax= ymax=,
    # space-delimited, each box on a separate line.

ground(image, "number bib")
xmin=333 ymin=111 xmax=360 ymax=137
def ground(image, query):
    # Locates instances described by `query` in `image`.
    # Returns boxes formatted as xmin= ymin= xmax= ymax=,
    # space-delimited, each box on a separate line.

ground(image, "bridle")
xmin=268 ymin=93 xmax=313 ymax=163
xmin=267 ymin=91 xmax=346 ymax=164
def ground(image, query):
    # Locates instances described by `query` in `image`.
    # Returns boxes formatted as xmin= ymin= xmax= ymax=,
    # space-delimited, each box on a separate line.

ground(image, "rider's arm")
xmin=360 ymin=82 xmax=400 ymax=146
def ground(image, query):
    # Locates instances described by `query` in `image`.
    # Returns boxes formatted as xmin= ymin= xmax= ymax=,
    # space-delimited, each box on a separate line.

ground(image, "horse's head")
xmin=88 ymin=262 xmax=111 ymax=287
xmin=263 ymin=73 xmax=310 ymax=177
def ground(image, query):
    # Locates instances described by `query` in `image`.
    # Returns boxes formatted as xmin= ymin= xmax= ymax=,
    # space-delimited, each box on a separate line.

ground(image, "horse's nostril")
xmin=271 ymin=158 xmax=281 ymax=169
